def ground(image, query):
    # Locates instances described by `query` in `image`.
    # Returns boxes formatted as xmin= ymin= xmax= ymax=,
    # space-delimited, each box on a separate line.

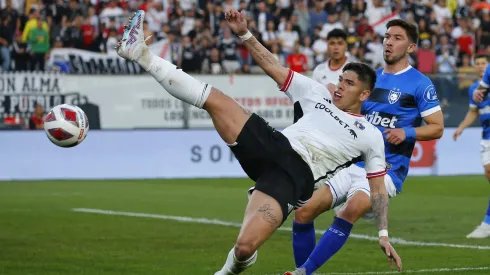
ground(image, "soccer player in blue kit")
xmin=286 ymin=19 xmax=444 ymax=275
xmin=456 ymin=54 xmax=490 ymax=239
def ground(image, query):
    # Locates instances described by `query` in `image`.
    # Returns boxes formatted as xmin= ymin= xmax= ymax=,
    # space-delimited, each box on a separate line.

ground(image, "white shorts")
xmin=321 ymin=165 xmax=398 ymax=220
xmin=481 ymin=140 xmax=490 ymax=166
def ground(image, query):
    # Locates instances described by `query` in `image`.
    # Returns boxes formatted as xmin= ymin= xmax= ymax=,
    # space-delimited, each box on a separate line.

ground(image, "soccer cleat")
xmin=284 ymin=268 xmax=306 ymax=275
xmin=466 ymin=222 xmax=490 ymax=238
xmin=116 ymin=10 xmax=148 ymax=62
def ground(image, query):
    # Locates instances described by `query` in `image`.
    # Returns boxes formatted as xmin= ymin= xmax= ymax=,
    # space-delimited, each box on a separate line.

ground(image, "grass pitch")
xmin=0 ymin=176 xmax=489 ymax=275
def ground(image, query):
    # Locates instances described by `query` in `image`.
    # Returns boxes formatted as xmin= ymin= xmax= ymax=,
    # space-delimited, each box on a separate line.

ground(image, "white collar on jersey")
xmin=382 ymin=64 xmax=412 ymax=75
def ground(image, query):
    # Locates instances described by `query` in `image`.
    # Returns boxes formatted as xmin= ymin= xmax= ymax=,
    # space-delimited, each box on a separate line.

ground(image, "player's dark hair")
xmin=327 ymin=28 xmax=347 ymax=41
xmin=474 ymin=54 xmax=490 ymax=62
xmin=386 ymin=19 xmax=419 ymax=44
xmin=343 ymin=62 xmax=377 ymax=92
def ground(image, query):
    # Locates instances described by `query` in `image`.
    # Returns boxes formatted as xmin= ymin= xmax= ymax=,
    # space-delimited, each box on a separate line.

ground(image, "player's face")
xmin=333 ymin=70 xmax=370 ymax=111
xmin=327 ymin=37 xmax=347 ymax=61
xmin=383 ymin=26 xmax=416 ymax=65
xmin=475 ymin=57 xmax=488 ymax=78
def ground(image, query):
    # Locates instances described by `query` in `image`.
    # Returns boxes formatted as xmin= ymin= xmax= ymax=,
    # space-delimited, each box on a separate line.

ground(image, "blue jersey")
xmin=356 ymin=66 xmax=441 ymax=192
xmin=468 ymin=80 xmax=490 ymax=140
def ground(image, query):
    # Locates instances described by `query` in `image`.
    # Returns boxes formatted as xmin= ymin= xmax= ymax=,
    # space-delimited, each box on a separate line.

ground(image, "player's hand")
xmin=473 ymin=89 xmax=485 ymax=103
xmin=453 ymin=128 xmax=463 ymax=141
xmin=379 ymin=236 xmax=402 ymax=272
xmin=383 ymin=128 xmax=406 ymax=145
xmin=225 ymin=9 xmax=248 ymax=36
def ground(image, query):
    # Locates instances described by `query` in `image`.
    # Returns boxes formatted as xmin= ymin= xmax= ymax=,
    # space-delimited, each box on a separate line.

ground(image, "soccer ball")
xmin=43 ymin=104 xmax=89 ymax=148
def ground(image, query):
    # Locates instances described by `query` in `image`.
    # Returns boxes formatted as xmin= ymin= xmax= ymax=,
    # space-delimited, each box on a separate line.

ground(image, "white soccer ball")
xmin=43 ymin=104 xmax=89 ymax=148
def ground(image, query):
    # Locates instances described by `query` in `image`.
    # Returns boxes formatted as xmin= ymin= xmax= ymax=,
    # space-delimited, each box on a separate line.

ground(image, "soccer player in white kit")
xmin=115 ymin=9 xmax=400 ymax=275
xmin=312 ymin=28 xmax=350 ymax=87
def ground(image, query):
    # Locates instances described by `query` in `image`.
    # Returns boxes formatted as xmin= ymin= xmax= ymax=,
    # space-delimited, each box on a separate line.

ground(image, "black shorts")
xmin=230 ymin=113 xmax=314 ymax=222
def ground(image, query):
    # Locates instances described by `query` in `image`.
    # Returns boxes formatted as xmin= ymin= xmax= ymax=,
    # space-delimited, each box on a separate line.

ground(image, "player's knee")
xmin=202 ymin=87 xmax=225 ymax=111
xmin=337 ymin=192 xmax=371 ymax=224
xmin=234 ymin=240 xmax=257 ymax=261
xmin=294 ymin=205 xmax=317 ymax=224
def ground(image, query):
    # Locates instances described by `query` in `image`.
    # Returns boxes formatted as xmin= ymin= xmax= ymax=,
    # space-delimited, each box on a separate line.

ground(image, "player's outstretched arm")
xmin=453 ymin=108 xmax=478 ymax=141
xmin=225 ymin=9 xmax=289 ymax=87
xmin=368 ymin=176 xmax=402 ymax=272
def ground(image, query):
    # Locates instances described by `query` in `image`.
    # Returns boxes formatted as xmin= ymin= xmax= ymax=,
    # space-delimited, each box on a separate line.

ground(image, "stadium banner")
xmin=0 ymin=128 xmax=483 ymax=181
xmin=0 ymin=72 xmax=293 ymax=129
xmin=0 ymin=72 xmax=184 ymax=129
xmin=46 ymin=39 xmax=171 ymax=74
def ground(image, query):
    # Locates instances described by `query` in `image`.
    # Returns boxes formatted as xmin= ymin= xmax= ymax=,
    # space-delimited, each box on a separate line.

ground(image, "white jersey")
xmin=312 ymin=57 xmax=349 ymax=87
xmin=280 ymin=70 xmax=387 ymax=182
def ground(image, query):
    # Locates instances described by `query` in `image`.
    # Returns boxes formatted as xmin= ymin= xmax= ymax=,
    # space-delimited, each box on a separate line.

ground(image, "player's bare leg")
xmin=286 ymin=191 xmax=370 ymax=275
xmin=116 ymin=10 xmax=250 ymax=145
xmin=292 ymin=184 xmax=334 ymax=267
xmin=215 ymin=189 xmax=284 ymax=275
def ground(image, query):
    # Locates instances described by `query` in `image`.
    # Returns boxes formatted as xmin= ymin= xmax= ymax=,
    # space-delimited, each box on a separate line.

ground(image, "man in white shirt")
xmin=115 ymin=9 xmax=400 ymax=275
xmin=312 ymin=28 xmax=350 ymax=87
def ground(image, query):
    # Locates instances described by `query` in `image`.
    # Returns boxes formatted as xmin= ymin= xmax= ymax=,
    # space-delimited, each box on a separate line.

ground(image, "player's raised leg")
xmin=292 ymin=184 xmax=334 ymax=267
xmin=116 ymin=10 xmax=250 ymax=146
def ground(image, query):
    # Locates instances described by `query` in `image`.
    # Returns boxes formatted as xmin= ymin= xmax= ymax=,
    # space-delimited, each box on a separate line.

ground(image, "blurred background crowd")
xmin=1 ymin=0 xmax=490 ymax=106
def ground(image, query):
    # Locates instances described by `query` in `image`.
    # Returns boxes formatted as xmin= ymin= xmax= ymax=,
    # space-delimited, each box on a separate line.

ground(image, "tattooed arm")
xmin=225 ymin=9 xmax=289 ymax=86
xmin=368 ymin=176 xmax=389 ymax=231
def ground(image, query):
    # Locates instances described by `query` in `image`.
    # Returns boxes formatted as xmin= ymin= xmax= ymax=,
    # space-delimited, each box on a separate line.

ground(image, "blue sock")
xmin=300 ymin=217 xmax=353 ymax=275
xmin=484 ymin=199 xmax=490 ymax=225
xmin=292 ymin=221 xmax=316 ymax=267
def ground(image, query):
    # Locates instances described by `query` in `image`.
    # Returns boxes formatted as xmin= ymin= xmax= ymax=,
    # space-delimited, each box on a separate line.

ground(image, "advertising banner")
xmin=0 ymin=128 xmax=484 ymax=181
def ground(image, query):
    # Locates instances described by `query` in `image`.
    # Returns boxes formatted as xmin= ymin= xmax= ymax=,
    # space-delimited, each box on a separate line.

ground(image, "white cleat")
xmin=466 ymin=222 xmax=490 ymax=239
xmin=116 ymin=10 xmax=148 ymax=62
xmin=284 ymin=268 xmax=306 ymax=275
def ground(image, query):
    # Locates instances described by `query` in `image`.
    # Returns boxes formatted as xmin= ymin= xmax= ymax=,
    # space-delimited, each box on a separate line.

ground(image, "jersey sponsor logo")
xmin=423 ymin=84 xmax=439 ymax=103
xmin=365 ymin=111 xmax=398 ymax=128
xmin=314 ymin=101 xmax=358 ymax=138
xmin=388 ymin=89 xmax=401 ymax=104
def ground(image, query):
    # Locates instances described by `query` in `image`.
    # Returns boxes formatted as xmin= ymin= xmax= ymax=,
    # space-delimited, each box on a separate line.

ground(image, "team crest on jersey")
xmin=354 ymin=120 xmax=365 ymax=130
xmin=388 ymin=89 xmax=401 ymax=104
xmin=424 ymin=85 xmax=439 ymax=103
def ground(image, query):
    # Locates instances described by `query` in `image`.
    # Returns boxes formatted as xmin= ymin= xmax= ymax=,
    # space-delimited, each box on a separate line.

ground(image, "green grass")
xmin=0 ymin=176 xmax=489 ymax=275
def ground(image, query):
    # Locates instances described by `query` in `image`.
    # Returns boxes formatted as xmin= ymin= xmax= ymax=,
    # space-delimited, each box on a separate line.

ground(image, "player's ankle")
xmin=136 ymin=47 xmax=153 ymax=71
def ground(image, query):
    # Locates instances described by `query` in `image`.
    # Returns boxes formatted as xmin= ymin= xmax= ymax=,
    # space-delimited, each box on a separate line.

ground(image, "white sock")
xmin=215 ymin=247 xmax=258 ymax=275
xmin=137 ymin=49 xmax=211 ymax=108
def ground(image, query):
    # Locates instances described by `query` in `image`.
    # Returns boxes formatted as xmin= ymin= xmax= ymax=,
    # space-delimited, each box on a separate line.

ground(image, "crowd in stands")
xmin=0 ymin=0 xmax=490 ymax=77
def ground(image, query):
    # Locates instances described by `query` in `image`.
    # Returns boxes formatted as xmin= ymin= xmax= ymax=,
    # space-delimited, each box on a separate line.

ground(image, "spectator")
xmin=12 ymin=32 xmax=30 ymax=71
xmin=22 ymin=9 xmax=49 ymax=43
xmin=28 ymin=18 xmax=50 ymax=71
xmin=219 ymin=28 xmax=239 ymax=73
xmin=279 ymin=22 xmax=299 ymax=57
xmin=29 ymin=104 xmax=45 ymax=130
xmin=0 ymin=15 xmax=13 ymax=71
xmin=286 ymin=42 xmax=308 ymax=73
xmin=309 ymin=0 xmax=327 ymax=35
xmin=417 ymin=39 xmax=437 ymax=74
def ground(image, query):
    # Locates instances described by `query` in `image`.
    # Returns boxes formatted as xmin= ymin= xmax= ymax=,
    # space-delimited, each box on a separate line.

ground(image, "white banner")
xmin=46 ymin=39 xmax=171 ymax=74
xmin=0 ymin=128 xmax=484 ymax=181
xmin=0 ymin=72 xmax=296 ymax=129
